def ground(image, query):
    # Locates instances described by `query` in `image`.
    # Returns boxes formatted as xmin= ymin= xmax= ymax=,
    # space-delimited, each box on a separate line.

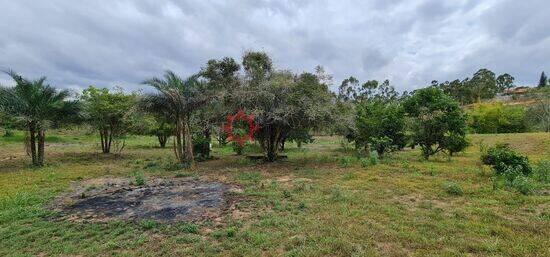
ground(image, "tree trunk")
xmin=183 ymin=116 xmax=195 ymax=168
xmin=100 ymin=128 xmax=112 ymax=153
xmin=100 ymin=129 xmax=106 ymax=153
xmin=158 ymin=134 xmax=167 ymax=148
xmin=264 ymin=125 xmax=281 ymax=162
xmin=37 ymin=129 xmax=45 ymax=166
xmin=28 ymin=123 xmax=38 ymax=165
xmin=175 ymin=118 xmax=184 ymax=162
xmin=201 ymin=127 xmax=211 ymax=158
xmin=107 ymin=124 xmax=113 ymax=153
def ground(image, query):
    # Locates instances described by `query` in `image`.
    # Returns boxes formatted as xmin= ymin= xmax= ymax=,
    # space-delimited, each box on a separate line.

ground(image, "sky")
xmin=0 ymin=0 xmax=549 ymax=93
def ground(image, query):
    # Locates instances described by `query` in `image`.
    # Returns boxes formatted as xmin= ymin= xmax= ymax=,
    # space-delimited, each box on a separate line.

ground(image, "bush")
xmin=3 ymin=129 xmax=14 ymax=137
xmin=481 ymin=143 xmax=531 ymax=175
xmin=443 ymin=182 xmax=463 ymax=196
xmin=511 ymin=176 xmax=535 ymax=195
xmin=339 ymin=156 xmax=354 ymax=168
xmin=368 ymin=151 xmax=378 ymax=165
xmin=532 ymin=160 xmax=550 ymax=183
xmin=360 ymin=158 xmax=370 ymax=168
xmin=193 ymin=133 xmax=211 ymax=161
xmin=468 ymin=102 xmax=527 ymax=133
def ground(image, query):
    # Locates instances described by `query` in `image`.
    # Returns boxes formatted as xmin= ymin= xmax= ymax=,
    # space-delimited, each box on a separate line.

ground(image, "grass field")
xmin=0 ymin=131 xmax=549 ymax=256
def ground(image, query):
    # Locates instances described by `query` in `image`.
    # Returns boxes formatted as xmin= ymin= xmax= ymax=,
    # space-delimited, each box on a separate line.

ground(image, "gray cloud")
xmin=0 ymin=0 xmax=548 ymax=92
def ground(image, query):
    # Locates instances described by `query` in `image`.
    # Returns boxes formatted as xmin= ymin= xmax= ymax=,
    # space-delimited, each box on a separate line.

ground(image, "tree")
xmin=128 ymin=113 xmax=173 ymax=148
xmin=281 ymin=72 xmax=333 ymax=150
xmin=242 ymin=51 xmax=272 ymax=87
xmin=143 ymin=71 xmax=212 ymax=167
xmin=0 ymin=71 xmax=79 ymax=166
xmin=0 ymin=111 xmax=16 ymax=137
xmin=468 ymin=68 xmax=497 ymax=103
xmin=438 ymin=79 xmax=472 ymax=105
xmin=496 ymin=73 xmax=515 ymax=92
xmin=403 ymin=87 xmax=468 ymax=159
xmin=199 ymin=57 xmax=241 ymax=151
xmin=338 ymin=76 xmax=360 ymax=102
xmin=237 ymin=52 xmax=333 ymax=161
xmin=539 ymin=71 xmax=548 ymax=88
xmin=355 ymin=99 xmax=405 ymax=157
xmin=81 ymin=86 xmax=136 ymax=154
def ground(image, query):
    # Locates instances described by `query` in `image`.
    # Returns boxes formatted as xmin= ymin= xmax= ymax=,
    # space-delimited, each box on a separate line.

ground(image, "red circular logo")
xmin=223 ymin=110 xmax=258 ymax=146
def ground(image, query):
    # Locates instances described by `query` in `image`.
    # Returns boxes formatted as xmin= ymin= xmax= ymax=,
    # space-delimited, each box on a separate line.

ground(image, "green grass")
xmin=0 ymin=131 xmax=549 ymax=256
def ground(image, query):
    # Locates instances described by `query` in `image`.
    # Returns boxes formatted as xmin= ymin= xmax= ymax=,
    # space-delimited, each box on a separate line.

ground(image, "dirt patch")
xmin=50 ymin=177 xmax=242 ymax=223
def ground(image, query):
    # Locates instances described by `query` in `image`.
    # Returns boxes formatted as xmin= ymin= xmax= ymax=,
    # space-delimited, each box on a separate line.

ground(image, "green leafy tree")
xmin=496 ymin=73 xmax=515 ymax=92
xmin=81 ymin=86 xmax=136 ymax=154
xmin=242 ymin=51 xmax=272 ymax=87
xmin=355 ymin=100 xmax=405 ymax=157
xmin=0 ymin=71 xmax=79 ymax=166
xmin=143 ymin=71 xmax=212 ymax=167
xmin=538 ymin=71 xmax=548 ymax=88
xmin=237 ymin=52 xmax=333 ymax=161
xmin=468 ymin=68 xmax=497 ymax=103
xmin=403 ymin=87 xmax=468 ymax=159
xmin=338 ymin=76 xmax=360 ymax=102
xmin=199 ymin=57 xmax=241 ymax=150
xmin=0 ymin=111 xmax=16 ymax=137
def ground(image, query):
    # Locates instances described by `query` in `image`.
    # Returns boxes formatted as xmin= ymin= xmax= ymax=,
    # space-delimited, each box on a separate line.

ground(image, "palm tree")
xmin=142 ymin=71 xmax=210 ymax=168
xmin=0 ymin=71 xmax=79 ymax=166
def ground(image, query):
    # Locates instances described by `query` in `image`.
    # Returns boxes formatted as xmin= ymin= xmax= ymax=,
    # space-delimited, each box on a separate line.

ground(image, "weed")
xmin=330 ymin=187 xmax=345 ymax=201
xmin=178 ymin=223 xmax=199 ymax=234
xmin=139 ymin=220 xmax=157 ymax=230
xmin=282 ymin=190 xmax=292 ymax=198
xmin=339 ymin=156 xmax=354 ymax=168
xmin=532 ymin=160 xmax=550 ymax=183
xmin=511 ymin=176 xmax=535 ymax=195
xmin=226 ymin=227 xmax=237 ymax=238
xmin=443 ymin=182 xmax=464 ymax=196
xmin=134 ymin=172 xmax=145 ymax=186
xmin=341 ymin=172 xmax=357 ymax=181
xmin=360 ymin=158 xmax=370 ymax=169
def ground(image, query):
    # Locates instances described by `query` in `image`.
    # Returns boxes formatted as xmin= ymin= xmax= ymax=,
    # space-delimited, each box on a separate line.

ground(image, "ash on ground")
xmin=50 ymin=177 xmax=242 ymax=223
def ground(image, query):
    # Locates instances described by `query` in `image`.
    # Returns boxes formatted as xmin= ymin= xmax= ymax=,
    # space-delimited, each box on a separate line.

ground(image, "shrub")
xmin=3 ymin=129 xmax=14 ymax=137
xmin=360 ymin=158 xmax=370 ymax=168
xmin=339 ymin=156 xmax=354 ymax=168
xmin=368 ymin=151 xmax=378 ymax=165
xmin=511 ymin=176 xmax=535 ymax=195
xmin=192 ymin=133 xmax=211 ymax=161
xmin=532 ymin=160 xmax=550 ymax=183
xmin=443 ymin=182 xmax=463 ymax=196
xmin=468 ymin=102 xmax=527 ymax=133
xmin=481 ymin=143 xmax=531 ymax=175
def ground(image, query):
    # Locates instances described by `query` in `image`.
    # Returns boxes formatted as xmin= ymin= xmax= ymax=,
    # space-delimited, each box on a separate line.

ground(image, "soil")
xmin=50 ymin=177 xmax=242 ymax=223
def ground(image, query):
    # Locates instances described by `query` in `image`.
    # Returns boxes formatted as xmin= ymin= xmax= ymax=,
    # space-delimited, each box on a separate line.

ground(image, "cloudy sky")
xmin=0 ymin=0 xmax=549 ymax=92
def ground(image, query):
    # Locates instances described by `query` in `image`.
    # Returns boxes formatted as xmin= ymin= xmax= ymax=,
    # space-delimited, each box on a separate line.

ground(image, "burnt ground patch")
xmin=50 ymin=177 xmax=242 ymax=223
